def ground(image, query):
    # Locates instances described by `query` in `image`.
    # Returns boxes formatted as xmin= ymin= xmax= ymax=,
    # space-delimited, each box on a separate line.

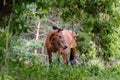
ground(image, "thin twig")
xmin=34 ymin=18 xmax=40 ymax=55
xmin=1 ymin=13 xmax=12 ymax=79
xmin=5 ymin=13 xmax=12 ymax=75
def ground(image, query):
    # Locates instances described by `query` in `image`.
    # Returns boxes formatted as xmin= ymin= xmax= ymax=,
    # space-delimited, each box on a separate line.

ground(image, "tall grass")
xmin=0 ymin=54 xmax=120 ymax=80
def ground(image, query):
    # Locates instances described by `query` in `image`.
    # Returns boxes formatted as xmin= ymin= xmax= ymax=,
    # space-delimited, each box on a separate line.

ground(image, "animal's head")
xmin=50 ymin=29 xmax=68 ymax=50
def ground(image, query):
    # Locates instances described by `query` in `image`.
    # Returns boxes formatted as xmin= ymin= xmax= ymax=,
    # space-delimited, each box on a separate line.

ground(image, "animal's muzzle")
xmin=62 ymin=45 xmax=68 ymax=50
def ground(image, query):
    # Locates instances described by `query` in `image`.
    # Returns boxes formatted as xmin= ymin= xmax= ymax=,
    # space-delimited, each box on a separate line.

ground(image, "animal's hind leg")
xmin=70 ymin=48 xmax=77 ymax=63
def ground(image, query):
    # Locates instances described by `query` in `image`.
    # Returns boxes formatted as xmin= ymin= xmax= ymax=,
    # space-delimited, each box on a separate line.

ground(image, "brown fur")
xmin=45 ymin=29 xmax=77 ymax=64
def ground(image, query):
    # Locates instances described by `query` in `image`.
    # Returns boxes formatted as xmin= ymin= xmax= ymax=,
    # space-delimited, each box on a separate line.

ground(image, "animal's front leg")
xmin=58 ymin=48 xmax=69 ymax=64
xmin=47 ymin=50 xmax=52 ymax=65
xmin=61 ymin=53 xmax=69 ymax=64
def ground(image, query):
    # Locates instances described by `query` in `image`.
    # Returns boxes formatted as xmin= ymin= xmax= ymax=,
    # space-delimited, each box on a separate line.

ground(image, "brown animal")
xmin=45 ymin=26 xmax=77 ymax=64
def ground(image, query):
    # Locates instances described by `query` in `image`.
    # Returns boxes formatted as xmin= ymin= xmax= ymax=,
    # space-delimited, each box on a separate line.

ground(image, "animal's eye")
xmin=59 ymin=36 xmax=61 ymax=38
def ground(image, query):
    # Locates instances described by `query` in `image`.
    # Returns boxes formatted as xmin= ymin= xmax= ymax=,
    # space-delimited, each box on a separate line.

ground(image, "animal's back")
xmin=61 ymin=30 xmax=77 ymax=53
xmin=62 ymin=30 xmax=76 ymax=47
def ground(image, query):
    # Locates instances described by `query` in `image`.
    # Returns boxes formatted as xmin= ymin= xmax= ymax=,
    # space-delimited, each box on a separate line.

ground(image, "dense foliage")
xmin=0 ymin=0 xmax=120 ymax=80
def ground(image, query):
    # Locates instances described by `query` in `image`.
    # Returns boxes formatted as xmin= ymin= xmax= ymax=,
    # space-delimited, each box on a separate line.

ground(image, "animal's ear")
xmin=52 ymin=26 xmax=58 ymax=30
xmin=58 ymin=28 xmax=63 ymax=32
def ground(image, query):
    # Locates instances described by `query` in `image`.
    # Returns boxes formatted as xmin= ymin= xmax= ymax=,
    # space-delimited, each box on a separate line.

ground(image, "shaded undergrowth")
xmin=0 ymin=55 xmax=120 ymax=80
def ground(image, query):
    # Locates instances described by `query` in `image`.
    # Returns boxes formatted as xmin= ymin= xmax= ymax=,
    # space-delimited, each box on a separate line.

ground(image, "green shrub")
xmin=76 ymin=32 xmax=96 ymax=63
